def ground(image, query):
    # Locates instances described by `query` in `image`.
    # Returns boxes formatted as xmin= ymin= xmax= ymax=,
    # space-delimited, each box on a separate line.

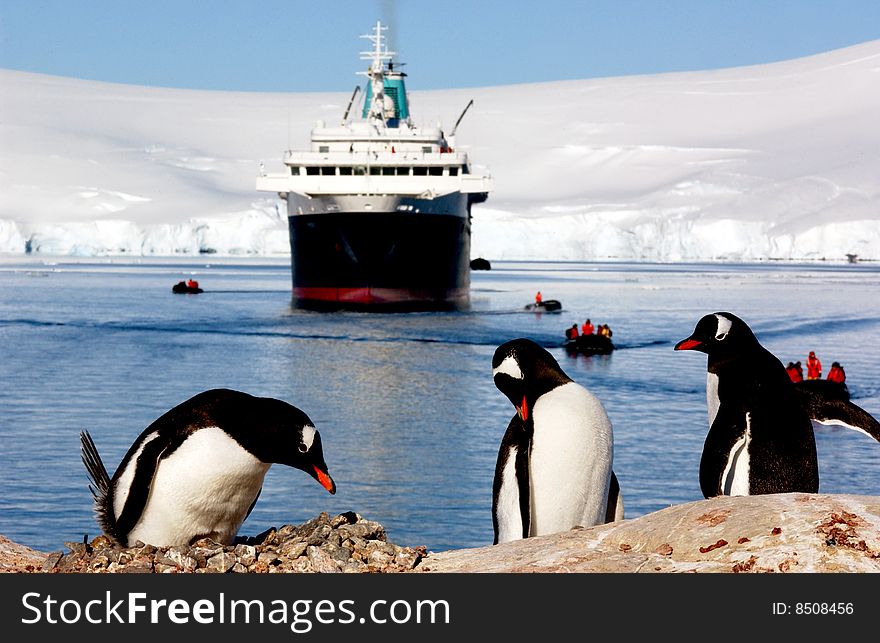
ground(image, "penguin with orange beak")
xmin=80 ymin=388 xmax=336 ymax=547
xmin=675 ymin=312 xmax=880 ymax=497
xmin=491 ymin=338 xmax=622 ymax=545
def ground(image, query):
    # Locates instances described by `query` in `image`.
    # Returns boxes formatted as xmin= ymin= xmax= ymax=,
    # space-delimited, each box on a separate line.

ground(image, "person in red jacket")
xmin=581 ymin=319 xmax=594 ymax=335
xmin=806 ymin=351 xmax=822 ymax=380
xmin=785 ymin=362 xmax=803 ymax=383
xmin=827 ymin=362 xmax=846 ymax=384
xmin=535 ymin=291 xmax=542 ymax=305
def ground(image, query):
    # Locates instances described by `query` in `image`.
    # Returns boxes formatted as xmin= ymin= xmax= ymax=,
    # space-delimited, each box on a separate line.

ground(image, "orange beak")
xmin=674 ymin=338 xmax=702 ymax=351
xmin=313 ymin=465 xmax=336 ymax=494
xmin=517 ymin=395 xmax=529 ymax=422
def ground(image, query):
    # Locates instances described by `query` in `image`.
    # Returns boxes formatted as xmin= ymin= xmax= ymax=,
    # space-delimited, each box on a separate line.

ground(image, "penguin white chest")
xmin=528 ymin=382 xmax=613 ymax=535
xmin=124 ymin=427 xmax=271 ymax=546
xmin=706 ymin=372 xmax=721 ymax=429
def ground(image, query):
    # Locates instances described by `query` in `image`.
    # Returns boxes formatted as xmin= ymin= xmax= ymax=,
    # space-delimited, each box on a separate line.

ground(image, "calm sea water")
xmin=1 ymin=257 xmax=878 ymax=553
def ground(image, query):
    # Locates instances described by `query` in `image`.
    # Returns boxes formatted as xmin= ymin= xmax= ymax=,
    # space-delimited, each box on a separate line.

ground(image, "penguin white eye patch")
xmin=714 ymin=314 xmax=732 ymax=341
xmin=300 ymin=425 xmax=316 ymax=451
xmin=493 ymin=355 xmax=523 ymax=380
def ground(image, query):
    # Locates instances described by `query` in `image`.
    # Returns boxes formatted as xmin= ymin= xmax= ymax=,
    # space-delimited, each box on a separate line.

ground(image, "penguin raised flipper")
xmin=80 ymin=388 xmax=336 ymax=548
xmin=491 ymin=338 xmax=617 ymax=542
xmin=793 ymin=383 xmax=880 ymax=442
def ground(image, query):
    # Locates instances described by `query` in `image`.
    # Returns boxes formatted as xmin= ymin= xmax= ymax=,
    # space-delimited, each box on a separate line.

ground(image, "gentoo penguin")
xmin=675 ymin=312 xmax=880 ymax=497
xmin=491 ymin=338 xmax=622 ymax=545
xmin=80 ymin=388 xmax=336 ymax=547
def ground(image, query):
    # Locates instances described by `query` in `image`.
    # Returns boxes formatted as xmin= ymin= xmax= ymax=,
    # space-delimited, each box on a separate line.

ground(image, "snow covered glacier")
xmin=1 ymin=40 xmax=879 ymax=261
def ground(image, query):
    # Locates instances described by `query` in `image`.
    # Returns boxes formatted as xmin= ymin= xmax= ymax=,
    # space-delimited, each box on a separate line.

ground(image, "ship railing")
xmin=283 ymin=150 xmax=470 ymax=164
xmin=256 ymin=173 xmax=492 ymax=197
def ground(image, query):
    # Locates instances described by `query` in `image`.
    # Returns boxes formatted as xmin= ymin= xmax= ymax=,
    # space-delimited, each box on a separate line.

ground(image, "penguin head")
xmin=674 ymin=312 xmax=757 ymax=358
xmin=188 ymin=390 xmax=335 ymax=495
xmin=492 ymin=338 xmax=572 ymax=421
xmin=245 ymin=395 xmax=337 ymax=495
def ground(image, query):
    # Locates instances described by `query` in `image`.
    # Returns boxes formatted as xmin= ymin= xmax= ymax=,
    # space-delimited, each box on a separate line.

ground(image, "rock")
xmin=419 ymin=494 xmax=880 ymax=573
xmin=232 ymin=544 xmax=257 ymax=566
xmin=281 ymin=541 xmax=308 ymax=560
xmin=0 ymin=535 xmax=49 ymax=573
xmin=394 ymin=547 xmax=423 ymax=570
xmin=205 ymin=552 xmax=236 ymax=573
xmin=306 ymin=525 xmax=332 ymax=546
xmin=307 ymin=545 xmax=340 ymax=573
xmin=257 ymin=551 xmax=280 ymax=567
xmin=10 ymin=497 xmax=877 ymax=574
xmin=341 ymin=521 xmax=386 ymax=541
xmin=331 ymin=511 xmax=360 ymax=528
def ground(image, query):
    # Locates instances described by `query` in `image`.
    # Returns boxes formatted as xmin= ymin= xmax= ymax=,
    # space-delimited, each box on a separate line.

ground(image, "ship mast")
xmin=358 ymin=20 xmax=395 ymax=123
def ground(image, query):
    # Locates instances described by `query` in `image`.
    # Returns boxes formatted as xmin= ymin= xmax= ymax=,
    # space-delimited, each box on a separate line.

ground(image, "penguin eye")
xmin=297 ymin=443 xmax=308 ymax=453
xmin=715 ymin=332 xmax=728 ymax=341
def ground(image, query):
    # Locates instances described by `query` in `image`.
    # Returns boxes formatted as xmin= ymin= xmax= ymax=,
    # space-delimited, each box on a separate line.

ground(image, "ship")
xmin=256 ymin=21 xmax=492 ymax=310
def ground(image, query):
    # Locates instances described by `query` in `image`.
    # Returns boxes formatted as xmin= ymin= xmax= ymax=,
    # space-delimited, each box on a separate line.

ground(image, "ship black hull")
xmin=288 ymin=211 xmax=471 ymax=311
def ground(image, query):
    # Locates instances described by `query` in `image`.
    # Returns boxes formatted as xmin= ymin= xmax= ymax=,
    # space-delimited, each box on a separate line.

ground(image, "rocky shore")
xmin=3 ymin=493 xmax=879 ymax=573
xmin=1 ymin=511 xmax=425 ymax=574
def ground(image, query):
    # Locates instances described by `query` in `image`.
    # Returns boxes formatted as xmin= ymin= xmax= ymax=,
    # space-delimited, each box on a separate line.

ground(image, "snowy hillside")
xmin=1 ymin=40 xmax=879 ymax=261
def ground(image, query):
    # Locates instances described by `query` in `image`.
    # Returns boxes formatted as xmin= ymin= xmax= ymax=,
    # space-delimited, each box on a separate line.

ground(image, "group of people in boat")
xmin=564 ymin=318 xmax=613 ymax=341
xmin=785 ymin=350 xmax=846 ymax=384
xmin=172 ymin=278 xmax=202 ymax=294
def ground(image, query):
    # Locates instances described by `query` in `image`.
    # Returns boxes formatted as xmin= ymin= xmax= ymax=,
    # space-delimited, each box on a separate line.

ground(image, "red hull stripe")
xmin=293 ymin=286 xmax=468 ymax=305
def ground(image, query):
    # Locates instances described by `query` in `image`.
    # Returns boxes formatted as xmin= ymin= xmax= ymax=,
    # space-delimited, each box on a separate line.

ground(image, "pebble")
xmin=42 ymin=512 xmax=427 ymax=574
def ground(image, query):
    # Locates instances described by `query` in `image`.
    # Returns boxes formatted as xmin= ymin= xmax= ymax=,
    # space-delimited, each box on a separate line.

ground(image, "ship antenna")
xmin=358 ymin=20 xmax=395 ymax=124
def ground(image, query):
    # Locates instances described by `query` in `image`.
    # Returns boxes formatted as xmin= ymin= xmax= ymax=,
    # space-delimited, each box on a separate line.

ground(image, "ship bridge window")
xmin=449 ymin=167 xmax=458 ymax=176
xmin=339 ymin=166 xmax=353 ymax=176
xmin=291 ymin=167 xmax=300 ymax=176
xmin=319 ymin=145 xmax=330 ymax=153
xmin=321 ymin=166 xmax=336 ymax=176
xmin=462 ymin=164 xmax=470 ymax=174
xmin=370 ymin=167 xmax=380 ymax=175
xmin=306 ymin=166 xmax=320 ymax=175
xmin=396 ymin=167 xmax=410 ymax=176
xmin=354 ymin=166 xmax=366 ymax=175
xmin=413 ymin=167 xmax=428 ymax=176
xmin=422 ymin=146 xmax=433 ymax=153
xmin=429 ymin=167 xmax=443 ymax=176
xmin=382 ymin=167 xmax=395 ymax=176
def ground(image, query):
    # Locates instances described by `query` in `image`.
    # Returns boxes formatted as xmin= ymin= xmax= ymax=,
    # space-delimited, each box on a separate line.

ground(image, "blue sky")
xmin=1 ymin=1 xmax=879 ymax=91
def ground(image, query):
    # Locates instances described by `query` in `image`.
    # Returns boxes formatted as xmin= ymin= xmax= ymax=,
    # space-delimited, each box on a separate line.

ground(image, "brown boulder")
xmin=418 ymin=493 xmax=880 ymax=573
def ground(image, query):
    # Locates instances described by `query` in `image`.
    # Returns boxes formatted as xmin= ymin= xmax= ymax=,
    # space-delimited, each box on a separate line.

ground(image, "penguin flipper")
xmin=80 ymin=430 xmax=117 ymax=539
xmin=244 ymin=486 xmax=262 ymax=523
xmin=492 ymin=416 xmax=531 ymax=544
xmin=114 ymin=435 xmax=172 ymax=544
xmin=700 ymin=407 xmax=749 ymax=498
xmin=809 ymin=401 xmax=880 ymax=442
xmin=604 ymin=470 xmax=624 ymax=523
xmin=514 ymin=439 xmax=531 ymax=539
xmin=795 ymin=384 xmax=880 ymax=441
